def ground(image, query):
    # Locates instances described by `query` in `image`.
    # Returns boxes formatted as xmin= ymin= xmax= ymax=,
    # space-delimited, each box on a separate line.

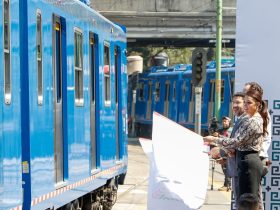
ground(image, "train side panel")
xmin=178 ymin=76 xmax=193 ymax=125
xmin=0 ymin=1 xmax=22 ymax=209
xmin=130 ymin=65 xmax=235 ymax=136
xmin=0 ymin=1 xmax=128 ymax=209
xmin=117 ymin=39 xmax=128 ymax=167
xmin=27 ymin=1 xmax=55 ymax=200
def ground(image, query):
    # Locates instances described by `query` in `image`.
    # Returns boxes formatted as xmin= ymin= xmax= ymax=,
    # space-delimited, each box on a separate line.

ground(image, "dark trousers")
xmin=236 ymin=151 xmax=263 ymax=202
xmin=221 ymin=162 xmax=231 ymax=187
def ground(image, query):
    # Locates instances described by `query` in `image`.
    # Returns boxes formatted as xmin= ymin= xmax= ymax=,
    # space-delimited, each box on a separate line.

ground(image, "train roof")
xmin=142 ymin=58 xmax=235 ymax=77
xmin=52 ymin=0 xmax=126 ymax=40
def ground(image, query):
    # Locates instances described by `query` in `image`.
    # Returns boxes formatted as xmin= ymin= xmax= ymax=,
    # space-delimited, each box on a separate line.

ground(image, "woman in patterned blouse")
xmin=204 ymin=88 xmax=269 ymax=208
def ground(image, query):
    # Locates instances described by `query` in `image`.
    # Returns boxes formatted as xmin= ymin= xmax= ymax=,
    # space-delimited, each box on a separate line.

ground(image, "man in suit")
xmin=226 ymin=92 xmax=246 ymax=206
xmin=209 ymin=92 xmax=246 ymax=202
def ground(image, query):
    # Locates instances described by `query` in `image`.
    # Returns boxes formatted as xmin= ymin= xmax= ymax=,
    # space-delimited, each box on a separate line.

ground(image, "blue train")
xmin=0 ymin=1 xmax=127 ymax=209
xmin=128 ymin=59 xmax=235 ymax=137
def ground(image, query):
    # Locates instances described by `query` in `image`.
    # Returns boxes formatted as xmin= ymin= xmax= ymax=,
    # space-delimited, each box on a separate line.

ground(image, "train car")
xmin=128 ymin=60 xmax=235 ymax=137
xmin=0 ymin=1 xmax=127 ymax=210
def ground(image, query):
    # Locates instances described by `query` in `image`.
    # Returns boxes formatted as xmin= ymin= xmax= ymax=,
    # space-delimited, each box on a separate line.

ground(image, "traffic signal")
xmin=192 ymin=48 xmax=206 ymax=86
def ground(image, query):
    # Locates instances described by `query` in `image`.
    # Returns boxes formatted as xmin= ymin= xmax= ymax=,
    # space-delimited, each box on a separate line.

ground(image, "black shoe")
xmin=218 ymin=186 xmax=231 ymax=192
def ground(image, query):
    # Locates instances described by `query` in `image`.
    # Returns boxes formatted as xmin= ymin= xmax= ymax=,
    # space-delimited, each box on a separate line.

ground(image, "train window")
xmin=230 ymin=79 xmax=234 ymax=101
xmin=89 ymin=33 xmax=96 ymax=103
xmin=221 ymin=80 xmax=225 ymax=102
xmin=74 ymin=29 xmax=84 ymax=106
xmin=4 ymin=0 xmax=11 ymax=104
xmin=114 ymin=46 xmax=120 ymax=103
xmin=172 ymin=82 xmax=176 ymax=101
xmin=155 ymin=82 xmax=160 ymax=101
xmin=182 ymin=81 xmax=186 ymax=102
xmin=138 ymin=83 xmax=144 ymax=101
xmin=53 ymin=20 xmax=62 ymax=103
xmin=165 ymin=82 xmax=170 ymax=101
xmin=189 ymin=83 xmax=194 ymax=102
xmin=37 ymin=10 xmax=43 ymax=105
xmin=209 ymin=80 xmax=215 ymax=102
xmin=148 ymin=82 xmax=152 ymax=101
xmin=104 ymin=43 xmax=111 ymax=105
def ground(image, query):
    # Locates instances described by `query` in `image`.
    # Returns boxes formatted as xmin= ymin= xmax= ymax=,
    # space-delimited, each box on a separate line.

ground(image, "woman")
xmin=204 ymin=88 xmax=269 ymax=206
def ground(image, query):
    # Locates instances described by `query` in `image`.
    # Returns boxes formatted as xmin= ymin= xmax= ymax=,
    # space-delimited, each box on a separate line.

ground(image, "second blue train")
xmin=128 ymin=59 xmax=235 ymax=137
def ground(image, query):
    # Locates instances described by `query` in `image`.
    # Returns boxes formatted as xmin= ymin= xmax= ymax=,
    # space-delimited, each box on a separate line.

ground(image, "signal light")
xmin=192 ymin=48 xmax=206 ymax=86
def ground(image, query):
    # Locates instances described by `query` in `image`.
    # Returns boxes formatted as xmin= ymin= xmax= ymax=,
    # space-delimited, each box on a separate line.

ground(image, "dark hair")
xmin=246 ymin=89 xmax=269 ymax=135
xmin=233 ymin=92 xmax=245 ymax=99
xmin=245 ymin=82 xmax=263 ymax=95
xmin=222 ymin=116 xmax=231 ymax=122
xmin=238 ymin=193 xmax=259 ymax=210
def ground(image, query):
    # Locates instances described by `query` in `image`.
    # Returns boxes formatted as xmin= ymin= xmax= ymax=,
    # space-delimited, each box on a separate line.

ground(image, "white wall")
xmin=236 ymin=0 xmax=280 ymax=100
xmin=236 ymin=1 xmax=280 ymax=209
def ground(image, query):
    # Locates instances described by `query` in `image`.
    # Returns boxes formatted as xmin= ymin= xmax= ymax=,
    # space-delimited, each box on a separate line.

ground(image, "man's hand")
xmin=227 ymin=150 xmax=236 ymax=157
xmin=210 ymin=147 xmax=221 ymax=159
xmin=203 ymin=135 xmax=217 ymax=143
xmin=216 ymin=158 xmax=226 ymax=165
xmin=212 ymin=132 xmax=219 ymax=137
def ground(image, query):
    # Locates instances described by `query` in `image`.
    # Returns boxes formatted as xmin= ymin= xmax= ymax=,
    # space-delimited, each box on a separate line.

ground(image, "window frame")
xmin=114 ymin=46 xmax=120 ymax=104
xmin=164 ymin=81 xmax=170 ymax=102
xmin=172 ymin=81 xmax=176 ymax=101
xmin=221 ymin=79 xmax=225 ymax=102
xmin=3 ymin=0 xmax=11 ymax=105
xmin=74 ymin=27 xmax=84 ymax=106
xmin=36 ymin=9 xmax=43 ymax=105
xmin=155 ymin=82 xmax=160 ymax=102
xmin=89 ymin=32 xmax=96 ymax=104
xmin=182 ymin=81 xmax=186 ymax=102
xmin=148 ymin=81 xmax=152 ymax=101
xmin=138 ymin=83 xmax=144 ymax=101
xmin=104 ymin=42 xmax=111 ymax=106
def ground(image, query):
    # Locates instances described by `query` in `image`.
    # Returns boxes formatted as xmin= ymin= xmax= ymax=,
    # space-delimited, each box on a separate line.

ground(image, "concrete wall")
xmin=91 ymin=0 xmax=236 ymax=13
xmin=90 ymin=0 xmax=236 ymax=47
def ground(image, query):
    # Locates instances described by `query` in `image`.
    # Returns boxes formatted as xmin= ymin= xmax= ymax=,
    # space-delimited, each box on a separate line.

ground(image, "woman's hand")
xmin=203 ymin=135 xmax=217 ymax=143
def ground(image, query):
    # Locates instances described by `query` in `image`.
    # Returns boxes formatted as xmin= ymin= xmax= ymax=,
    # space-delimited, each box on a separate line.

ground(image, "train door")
xmin=146 ymin=81 xmax=152 ymax=120
xmin=53 ymin=15 xmax=65 ymax=183
xmin=89 ymin=32 xmax=98 ymax=170
xmin=208 ymin=80 xmax=215 ymax=120
xmin=114 ymin=46 xmax=121 ymax=160
xmin=163 ymin=81 xmax=170 ymax=117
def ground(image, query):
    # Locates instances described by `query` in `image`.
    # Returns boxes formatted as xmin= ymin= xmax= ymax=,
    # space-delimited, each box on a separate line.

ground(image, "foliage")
xmin=127 ymin=47 xmax=235 ymax=69
xmin=128 ymin=47 xmax=192 ymax=69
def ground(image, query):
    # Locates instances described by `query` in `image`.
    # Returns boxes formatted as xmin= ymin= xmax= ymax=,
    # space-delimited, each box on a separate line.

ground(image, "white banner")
xmin=140 ymin=112 xmax=209 ymax=210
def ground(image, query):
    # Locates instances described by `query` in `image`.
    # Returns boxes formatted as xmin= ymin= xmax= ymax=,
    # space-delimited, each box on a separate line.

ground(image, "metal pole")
xmin=211 ymin=159 xmax=215 ymax=190
xmin=131 ymin=90 xmax=136 ymax=137
xmin=194 ymin=86 xmax=202 ymax=135
xmin=215 ymin=0 xmax=222 ymax=120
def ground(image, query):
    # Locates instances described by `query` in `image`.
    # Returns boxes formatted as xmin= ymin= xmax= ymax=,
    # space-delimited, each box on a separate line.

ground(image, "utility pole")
xmin=192 ymin=48 xmax=206 ymax=135
xmin=215 ymin=0 xmax=222 ymax=120
xmin=194 ymin=86 xmax=202 ymax=135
